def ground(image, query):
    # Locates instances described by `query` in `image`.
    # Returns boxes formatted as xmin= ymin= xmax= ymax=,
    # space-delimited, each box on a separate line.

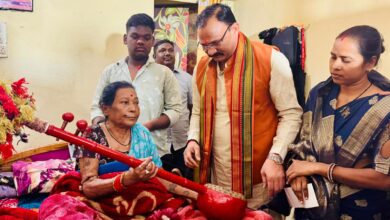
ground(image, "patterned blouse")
xmin=73 ymin=123 xmax=162 ymax=167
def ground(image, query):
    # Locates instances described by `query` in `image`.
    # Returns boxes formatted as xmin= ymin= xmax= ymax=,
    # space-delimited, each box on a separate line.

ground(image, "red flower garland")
xmin=0 ymin=86 xmax=20 ymax=120
xmin=0 ymin=78 xmax=35 ymax=159
xmin=12 ymin=78 xmax=33 ymax=100
xmin=0 ymin=134 xmax=14 ymax=159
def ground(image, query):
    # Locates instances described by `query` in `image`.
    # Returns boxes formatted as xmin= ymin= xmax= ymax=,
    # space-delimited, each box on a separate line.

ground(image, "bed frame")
xmin=0 ymin=142 xmax=70 ymax=172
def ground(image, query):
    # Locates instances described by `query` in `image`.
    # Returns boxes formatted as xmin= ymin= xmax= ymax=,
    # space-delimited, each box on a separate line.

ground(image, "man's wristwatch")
xmin=267 ymin=153 xmax=283 ymax=165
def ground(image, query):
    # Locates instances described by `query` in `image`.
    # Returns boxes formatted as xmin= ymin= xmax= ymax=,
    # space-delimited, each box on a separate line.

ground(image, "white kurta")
xmin=189 ymin=49 xmax=303 ymax=209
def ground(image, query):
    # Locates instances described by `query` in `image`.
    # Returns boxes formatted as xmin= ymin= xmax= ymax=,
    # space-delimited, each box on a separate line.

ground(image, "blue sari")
xmin=291 ymin=71 xmax=390 ymax=219
xmin=326 ymin=86 xmax=388 ymax=219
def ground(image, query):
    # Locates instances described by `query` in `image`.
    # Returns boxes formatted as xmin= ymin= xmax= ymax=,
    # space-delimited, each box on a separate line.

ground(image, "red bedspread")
xmin=0 ymin=207 xmax=38 ymax=220
xmin=42 ymin=171 xmax=186 ymax=219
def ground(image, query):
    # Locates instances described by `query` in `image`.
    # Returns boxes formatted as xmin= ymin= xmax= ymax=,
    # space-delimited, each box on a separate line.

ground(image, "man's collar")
xmin=123 ymin=56 xmax=154 ymax=67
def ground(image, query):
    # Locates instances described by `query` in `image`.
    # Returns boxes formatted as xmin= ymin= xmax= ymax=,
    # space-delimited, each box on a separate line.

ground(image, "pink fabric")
xmin=243 ymin=209 xmax=273 ymax=220
xmin=0 ymin=198 xmax=18 ymax=208
xmin=38 ymin=194 xmax=100 ymax=220
xmin=12 ymin=159 xmax=74 ymax=196
xmin=177 ymin=205 xmax=207 ymax=220
xmin=146 ymin=208 xmax=181 ymax=220
xmin=51 ymin=171 xmax=181 ymax=218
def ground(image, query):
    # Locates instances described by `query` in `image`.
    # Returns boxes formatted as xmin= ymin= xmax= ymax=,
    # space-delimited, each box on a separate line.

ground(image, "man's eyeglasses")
xmin=198 ymin=23 xmax=233 ymax=50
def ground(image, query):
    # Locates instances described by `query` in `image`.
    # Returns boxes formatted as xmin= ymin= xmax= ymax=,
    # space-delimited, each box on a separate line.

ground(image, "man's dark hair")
xmin=196 ymin=3 xmax=236 ymax=28
xmin=126 ymin=13 xmax=155 ymax=32
xmin=99 ymin=81 xmax=135 ymax=107
xmin=153 ymin=39 xmax=175 ymax=54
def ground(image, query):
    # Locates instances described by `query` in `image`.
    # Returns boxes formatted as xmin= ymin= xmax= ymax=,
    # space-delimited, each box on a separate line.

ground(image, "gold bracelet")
xmin=120 ymin=172 xmax=128 ymax=189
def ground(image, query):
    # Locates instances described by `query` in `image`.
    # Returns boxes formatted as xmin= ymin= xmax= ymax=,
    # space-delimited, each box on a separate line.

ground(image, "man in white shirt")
xmin=90 ymin=14 xmax=182 ymax=157
xmin=153 ymin=39 xmax=193 ymax=179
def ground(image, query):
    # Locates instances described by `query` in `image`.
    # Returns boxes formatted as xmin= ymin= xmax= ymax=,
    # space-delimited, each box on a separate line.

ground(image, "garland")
xmin=0 ymin=78 xmax=35 ymax=159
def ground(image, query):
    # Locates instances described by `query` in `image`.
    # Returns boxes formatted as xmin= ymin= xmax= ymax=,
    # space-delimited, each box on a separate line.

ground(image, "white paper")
xmin=284 ymin=183 xmax=319 ymax=208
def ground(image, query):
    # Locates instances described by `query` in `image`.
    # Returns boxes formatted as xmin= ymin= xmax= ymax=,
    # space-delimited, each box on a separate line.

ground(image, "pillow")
xmin=12 ymin=159 xmax=74 ymax=196
xmin=0 ymin=172 xmax=17 ymax=198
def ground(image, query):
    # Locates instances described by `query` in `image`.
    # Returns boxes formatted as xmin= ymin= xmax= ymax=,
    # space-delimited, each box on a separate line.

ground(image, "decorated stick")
xmin=26 ymin=116 xmax=247 ymax=220
xmin=56 ymin=112 xmax=74 ymax=141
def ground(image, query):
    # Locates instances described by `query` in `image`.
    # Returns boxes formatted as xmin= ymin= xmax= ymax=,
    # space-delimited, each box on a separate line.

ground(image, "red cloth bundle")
xmin=0 ymin=207 xmax=38 ymax=220
xmin=50 ymin=171 xmax=184 ymax=218
xmin=39 ymin=194 xmax=102 ymax=220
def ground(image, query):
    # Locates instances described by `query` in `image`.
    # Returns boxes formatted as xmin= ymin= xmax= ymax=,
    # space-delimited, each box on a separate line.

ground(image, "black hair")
xmin=337 ymin=25 xmax=385 ymax=65
xmin=99 ymin=81 xmax=135 ymax=107
xmin=126 ymin=13 xmax=155 ymax=32
xmin=196 ymin=3 xmax=236 ymax=28
xmin=153 ymin=39 xmax=175 ymax=54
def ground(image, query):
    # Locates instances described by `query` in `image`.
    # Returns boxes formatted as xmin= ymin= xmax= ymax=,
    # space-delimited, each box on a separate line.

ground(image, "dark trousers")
xmin=161 ymin=145 xmax=193 ymax=180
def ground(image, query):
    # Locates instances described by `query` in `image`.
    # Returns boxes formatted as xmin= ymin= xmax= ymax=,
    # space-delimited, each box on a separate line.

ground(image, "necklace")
xmin=350 ymin=82 xmax=373 ymax=102
xmin=339 ymin=82 xmax=373 ymax=118
xmin=104 ymin=122 xmax=131 ymax=146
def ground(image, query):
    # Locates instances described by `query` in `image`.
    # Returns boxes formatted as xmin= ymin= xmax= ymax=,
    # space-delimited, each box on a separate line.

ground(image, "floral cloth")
xmin=39 ymin=194 xmax=102 ymax=220
xmin=0 ymin=198 xmax=18 ymax=208
xmin=12 ymin=159 xmax=74 ymax=196
xmin=48 ymin=171 xmax=183 ymax=219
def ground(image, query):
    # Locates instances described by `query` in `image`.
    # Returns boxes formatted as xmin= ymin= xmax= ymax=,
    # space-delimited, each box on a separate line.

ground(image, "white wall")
xmin=301 ymin=0 xmax=390 ymax=88
xmin=234 ymin=0 xmax=390 ymax=90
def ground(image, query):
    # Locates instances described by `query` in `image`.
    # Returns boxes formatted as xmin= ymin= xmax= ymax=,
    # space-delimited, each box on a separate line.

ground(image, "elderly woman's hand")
xmin=122 ymin=157 xmax=158 ymax=186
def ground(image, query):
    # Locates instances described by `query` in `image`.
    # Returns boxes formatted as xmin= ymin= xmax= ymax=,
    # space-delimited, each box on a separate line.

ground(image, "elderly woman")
xmin=75 ymin=81 xmax=162 ymax=198
xmin=45 ymin=81 xmax=197 ymax=218
xmin=286 ymin=25 xmax=390 ymax=219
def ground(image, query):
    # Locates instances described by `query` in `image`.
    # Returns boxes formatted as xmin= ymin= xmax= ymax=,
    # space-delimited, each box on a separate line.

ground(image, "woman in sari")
xmin=286 ymin=25 xmax=390 ymax=219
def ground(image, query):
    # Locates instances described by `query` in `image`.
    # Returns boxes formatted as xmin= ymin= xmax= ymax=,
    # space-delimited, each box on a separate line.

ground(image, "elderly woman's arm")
xmin=80 ymin=157 xmax=162 ymax=199
xmin=79 ymin=157 xmax=118 ymax=199
xmin=157 ymin=178 xmax=198 ymax=200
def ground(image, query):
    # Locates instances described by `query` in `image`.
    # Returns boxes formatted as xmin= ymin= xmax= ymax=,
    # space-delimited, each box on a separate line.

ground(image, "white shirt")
xmin=91 ymin=58 xmax=182 ymax=156
xmin=167 ymin=69 xmax=192 ymax=151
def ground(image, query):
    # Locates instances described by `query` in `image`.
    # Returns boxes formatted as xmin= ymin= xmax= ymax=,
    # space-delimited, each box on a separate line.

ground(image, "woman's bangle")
xmin=327 ymin=163 xmax=337 ymax=183
xmin=112 ymin=173 xmax=127 ymax=192
xmin=120 ymin=172 xmax=127 ymax=187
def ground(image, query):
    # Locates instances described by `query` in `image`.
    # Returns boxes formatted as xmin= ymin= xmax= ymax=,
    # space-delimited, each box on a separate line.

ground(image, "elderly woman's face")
xmin=103 ymin=88 xmax=140 ymax=128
